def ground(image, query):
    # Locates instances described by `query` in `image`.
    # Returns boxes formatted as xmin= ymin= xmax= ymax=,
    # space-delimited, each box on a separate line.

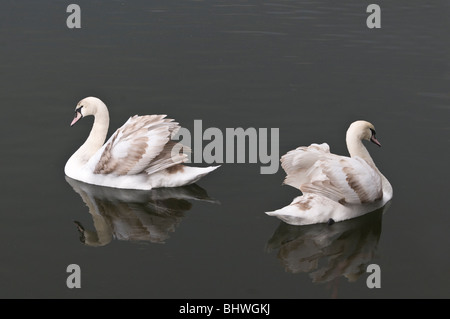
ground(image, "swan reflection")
xmin=266 ymin=202 xmax=390 ymax=284
xmin=66 ymin=176 xmax=218 ymax=247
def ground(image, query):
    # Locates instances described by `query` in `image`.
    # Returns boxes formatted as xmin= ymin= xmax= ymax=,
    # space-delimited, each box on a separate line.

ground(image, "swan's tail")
xmin=180 ymin=165 xmax=221 ymax=185
xmin=265 ymin=194 xmax=340 ymax=226
xmin=151 ymin=165 xmax=220 ymax=188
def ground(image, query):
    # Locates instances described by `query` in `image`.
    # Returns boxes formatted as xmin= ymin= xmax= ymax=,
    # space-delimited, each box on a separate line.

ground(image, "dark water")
xmin=0 ymin=0 xmax=449 ymax=299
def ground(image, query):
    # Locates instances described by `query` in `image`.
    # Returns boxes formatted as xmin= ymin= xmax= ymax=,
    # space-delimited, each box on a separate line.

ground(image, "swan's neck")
xmin=346 ymin=134 xmax=393 ymax=199
xmin=346 ymin=135 xmax=376 ymax=167
xmin=74 ymin=107 xmax=109 ymax=164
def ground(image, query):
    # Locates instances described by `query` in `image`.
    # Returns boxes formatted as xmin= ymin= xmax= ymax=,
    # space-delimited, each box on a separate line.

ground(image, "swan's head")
xmin=347 ymin=120 xmax=381 ymax=147
xmin=70 ymin=96 xmax=106 ymax=126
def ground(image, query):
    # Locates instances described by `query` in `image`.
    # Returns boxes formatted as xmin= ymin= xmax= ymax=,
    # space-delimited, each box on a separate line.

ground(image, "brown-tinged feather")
xmin=93 ymin=115 xmax=184 ymax=176
xmin=166 ymin=164 xmax=185 ymax=174
xmin=295 ymin=198 xmax=312 ymax=210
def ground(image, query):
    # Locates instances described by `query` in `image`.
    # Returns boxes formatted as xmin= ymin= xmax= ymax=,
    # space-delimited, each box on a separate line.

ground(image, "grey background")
xmin=0 ymin=0 xmax=449 ymax=298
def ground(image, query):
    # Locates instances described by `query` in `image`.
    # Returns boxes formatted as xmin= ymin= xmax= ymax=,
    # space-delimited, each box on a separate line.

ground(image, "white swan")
xmin=65 ymin=97 xmax=219 ymax=190
xmin=266 ymin=120 xmax=393 ymax=226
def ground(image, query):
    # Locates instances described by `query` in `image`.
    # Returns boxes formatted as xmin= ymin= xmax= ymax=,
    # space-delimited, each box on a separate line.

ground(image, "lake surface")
xmin=0 ymin=0 xmax=449 ymax=299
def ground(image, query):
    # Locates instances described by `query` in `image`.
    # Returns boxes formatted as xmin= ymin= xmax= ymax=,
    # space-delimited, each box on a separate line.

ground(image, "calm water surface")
xmin=0 ymin=0 xmax=449 ymax=298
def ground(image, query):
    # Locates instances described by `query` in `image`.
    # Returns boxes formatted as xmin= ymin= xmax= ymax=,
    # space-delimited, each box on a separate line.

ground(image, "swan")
xmin=266 ymin=120 xmax=393 ymax=226
xmin=64 ymin=97 xmax=219 ymax=190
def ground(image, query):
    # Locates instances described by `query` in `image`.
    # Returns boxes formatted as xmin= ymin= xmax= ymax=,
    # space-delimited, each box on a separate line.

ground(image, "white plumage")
xmin=266 ymin=120 xmax=393 ymax=226
xmin=65 ymin=97 xmax=219 ymax=190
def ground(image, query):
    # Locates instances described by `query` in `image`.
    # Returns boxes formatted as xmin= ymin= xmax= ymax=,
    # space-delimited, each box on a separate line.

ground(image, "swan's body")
xmin=65 ymin=97 xmax=219 ymax=190
xmin=266 ymin=121 xmax=393 ymax=226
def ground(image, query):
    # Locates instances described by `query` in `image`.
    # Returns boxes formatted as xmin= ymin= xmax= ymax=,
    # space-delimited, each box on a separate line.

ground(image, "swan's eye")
xmin=370 ymin=128 xmax=376 ymax=136
xmin=76 ymin=106 xmax=83 ymax=115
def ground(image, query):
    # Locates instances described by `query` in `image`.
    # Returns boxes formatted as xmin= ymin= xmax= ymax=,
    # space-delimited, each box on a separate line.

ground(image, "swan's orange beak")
xmin=370 ymin=135 xmax=381 ymax=147
xmin=70 ymin=111 xmax=82 ymax=126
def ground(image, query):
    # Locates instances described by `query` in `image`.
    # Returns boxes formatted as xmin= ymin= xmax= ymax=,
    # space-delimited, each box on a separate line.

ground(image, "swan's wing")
xmin=281 ymin=143 xmax=330 ymax=189
xmin=143 ymin=140 xmax=190 ymax=176
xmin=281 ymin=143 xmax=382 ymax=204
xmin=89 ymin=115 xmax=188 ymax=176
xmin=300 ymin=156 xmax=383 ymax=204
